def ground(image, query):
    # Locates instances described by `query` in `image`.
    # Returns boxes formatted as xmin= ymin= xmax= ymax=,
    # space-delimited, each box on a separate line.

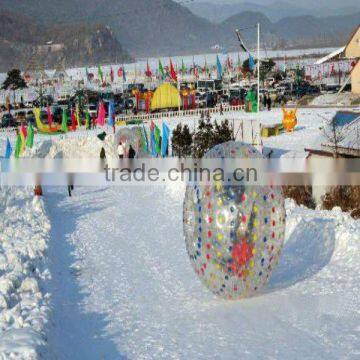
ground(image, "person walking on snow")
xmin=128 ymin=145 xmax=136 ymax=159
xmin=117 ymin=141 xmax=125 ymax=159
xmin=263 ymin=93 xmax=267 ymax=110
xmin=267 ymin=95 xmax=272 ymax=111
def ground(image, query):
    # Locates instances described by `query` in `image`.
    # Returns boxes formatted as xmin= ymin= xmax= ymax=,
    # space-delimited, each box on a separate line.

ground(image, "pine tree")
xmin=2 ymin=69 xmax=27 ymax=90
xmin=171 ymin=124 xmax=193 ymax=157
xmin=213 ymin=119 xmax=234 ymax=145
xmin=192 ymin=117 xmax=214 ymax=158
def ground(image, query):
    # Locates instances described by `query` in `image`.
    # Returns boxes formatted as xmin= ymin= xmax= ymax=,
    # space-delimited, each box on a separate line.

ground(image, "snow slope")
xmin=44 ymin=185 xmax=360 ymax=359
xmin=0 ymin=188 xmax=51 ymax=359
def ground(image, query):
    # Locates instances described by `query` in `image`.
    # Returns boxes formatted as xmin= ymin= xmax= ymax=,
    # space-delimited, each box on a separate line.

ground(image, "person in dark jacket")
xmin=128 ymin=145 xmax=136 ymax=159
xmin=267 ymin=95 xmax=272 ymax=111
xmin=68 ymin=185 xmax=74 ymax=197
xmin=263 ymin=93 xmax=267 ymax=110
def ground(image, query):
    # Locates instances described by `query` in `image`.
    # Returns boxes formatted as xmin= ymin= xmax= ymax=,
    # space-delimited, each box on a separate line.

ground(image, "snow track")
xmin=44 ymin=186 xmax=360 ymax=360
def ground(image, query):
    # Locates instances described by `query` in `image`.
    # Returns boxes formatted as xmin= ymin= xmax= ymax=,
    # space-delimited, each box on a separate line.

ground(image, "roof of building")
xmin=321 ymin=112 xmax=360 ymax=153
xmin=315 ymin=47 xmax=346 ymax=65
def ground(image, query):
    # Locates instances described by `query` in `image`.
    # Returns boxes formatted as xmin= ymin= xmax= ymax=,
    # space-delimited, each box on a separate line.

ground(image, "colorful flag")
xmin=154 ymin=124 xmax=161 ymax=155
xmin=150 ymin=121 xmax=156 ymax=156
xmin=14 ymin=133 xmax=22 ymax=158
xmin=110 ymin=67 xmax=114 ymax=82
xmin=227 ymin=56 xmax=233 ymax=70
xmin=161 ymin=122 xmax=170 ymax=157
xmin=97 ymin=101 xmax=106 ymax=126
xmin=216 ymin=55 xmax=223 ymax=79
xmin=61 ymin=109 xmax=68 ymax=133
xmin=249 ymin=54 xmax=255 ymax=71
xmin=108 ymin=101 xmax=115 ymax=126
xmin=4 ymin=137 xmax=12 ymax=159
xmin=169 ymin=59 xmax=177 ymax=82
xmin=26 ymin=123 xmax=34 ymax=148
xmin=203 ymin=57 xmax=208 ymax=74
xmin=181 ymin=59 xmax=187 ymax=75
xmin=122 ymin=66 xmax=127 ymax=82
xmin=142 ymin=123 xmax=149 ymax=153
xmin=146 ymin=60 xmax=152 ymax=78
xmin=193 ymin=57 xmax=199 ymax=79
xmin=159 ymin=60 xmax=165 ymax=80
xmin=47 ymin=106 xmax=53 ymax=127
xmin=71 ymin=110 xmax=77 ymax=131
xmin=98 ymin=65 xmax=103 ymax=82
xmin=20 ymin=124 xmax=27 ymax=139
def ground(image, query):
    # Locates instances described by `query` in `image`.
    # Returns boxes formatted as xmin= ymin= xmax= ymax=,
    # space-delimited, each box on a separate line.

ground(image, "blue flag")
xmin=161 ymin=122 xmax=170 ymax=157
xmin=249 ymin=54 xmax=255 ymax=71
xmin=5 ymin=138 xmax=12 ymax=159
xmin=108 ymin=101 xmax=115 ymax=126
xmin=150 ymin=129 xmax=157 ymax=157
xmin=216 ymin=55 xmax=223 ymax=79
xmin=123 ymin=67 xmax=127 ymax=82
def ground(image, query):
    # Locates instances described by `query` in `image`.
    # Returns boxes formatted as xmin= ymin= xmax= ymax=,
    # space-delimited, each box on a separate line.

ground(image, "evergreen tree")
xmin=192 ymin=117 xmax=215 ymax=158
xmin=259 ymin=58 xmax=275 ymax=83
xmin=2 ymin=69 xmax=27 ymax=91
xmin=213 ymin=119 xmax=234 ymax=145
xmin=171 ymin=124 xmax=193 ymax=157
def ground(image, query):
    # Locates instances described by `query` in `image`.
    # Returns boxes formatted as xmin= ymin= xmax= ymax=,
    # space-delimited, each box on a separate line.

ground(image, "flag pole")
xmin=257 ymin=23 xmax=260 ymax=113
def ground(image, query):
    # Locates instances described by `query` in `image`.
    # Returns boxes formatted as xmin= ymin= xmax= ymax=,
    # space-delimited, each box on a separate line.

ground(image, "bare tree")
xmin=321 ymin=115 xmax=347 ymax=158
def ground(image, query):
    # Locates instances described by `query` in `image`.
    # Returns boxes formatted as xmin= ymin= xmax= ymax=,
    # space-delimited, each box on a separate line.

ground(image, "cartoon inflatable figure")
xmin=33 ymin=108 xmax=63 ymax=134
xmin=245 ymin=90 xmax=257 ymax=113
xmin=282 ymin=107 xmax=298 ymax=132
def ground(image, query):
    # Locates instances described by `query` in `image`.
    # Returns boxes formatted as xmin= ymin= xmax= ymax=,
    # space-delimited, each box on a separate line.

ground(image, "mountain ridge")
xmin=0 ymin=0 xmax=358 ymax=70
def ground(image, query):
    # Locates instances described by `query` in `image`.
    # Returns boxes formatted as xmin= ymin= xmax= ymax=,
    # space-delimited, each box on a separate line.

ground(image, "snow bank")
xmin=311 ymin=93 xmax=360 ymax=107
xmin=0 ymin=188 xmax=51 ymax=359
xmin=22 ymin=134 xmax=116 ymax=161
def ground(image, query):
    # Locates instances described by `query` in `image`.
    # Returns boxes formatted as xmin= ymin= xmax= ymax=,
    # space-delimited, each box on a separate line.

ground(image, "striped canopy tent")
xmin=150 ymin=83 xmax=180 ymax=111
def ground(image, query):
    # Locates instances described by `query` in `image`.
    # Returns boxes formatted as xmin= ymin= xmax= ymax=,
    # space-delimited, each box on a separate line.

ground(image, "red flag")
xmin=150 ymin=120 xmax=155 ymax=132
xmin=169 ymin=59 xmax=177 ymax=82
xmin=117 ymin=67 xmax=123 ymax=78
xmin=110 ymin=67 xmax=114 ymax=82
xmin=146 ymin=60 xmax=152 ymax=78
xmin=71 ymin=110 xmax=77 ymax=131
xmin=47 ymin=106 xmax=53 ymax=128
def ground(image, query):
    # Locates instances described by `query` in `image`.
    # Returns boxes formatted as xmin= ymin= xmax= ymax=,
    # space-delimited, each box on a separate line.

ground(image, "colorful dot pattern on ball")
xmin=183 ymin=142 xmax=286 ymax=300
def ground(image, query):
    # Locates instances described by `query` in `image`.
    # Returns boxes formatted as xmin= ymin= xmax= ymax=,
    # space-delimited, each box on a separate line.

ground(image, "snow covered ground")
xmin=41 ymin=185 xmax=359 ymax=359
xmin=1 ymin=106 xmax=359 ymax=359
xmin=0 ymin=188 xmax=51 ymax=359
xmin=3 ymin=107 xmax=358 ymax=160
xmin=311 ymin=93 xmax=360 ymax=107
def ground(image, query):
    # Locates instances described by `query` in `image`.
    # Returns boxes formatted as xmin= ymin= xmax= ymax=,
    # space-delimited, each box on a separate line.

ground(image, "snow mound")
xmin=22 ymin=135 xmax=117 ymax=160
xmin=0 ymin=188 xmax=51 ymax=359
xmin=311 ymin=93 xmax=360 ymax=107
xmin=21 ymin=133 xmax=119 ymax=168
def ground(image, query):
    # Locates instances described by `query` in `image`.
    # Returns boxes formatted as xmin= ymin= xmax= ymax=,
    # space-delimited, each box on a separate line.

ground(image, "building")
xmin=305 ymin=111 xmax=360 ymax=158
xmin=344 ymin=25 xmax=360 ymax=94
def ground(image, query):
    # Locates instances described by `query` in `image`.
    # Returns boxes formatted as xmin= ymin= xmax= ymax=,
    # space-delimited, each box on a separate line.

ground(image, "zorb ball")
xmin=183 ymin=142 xmax=285 ymax=299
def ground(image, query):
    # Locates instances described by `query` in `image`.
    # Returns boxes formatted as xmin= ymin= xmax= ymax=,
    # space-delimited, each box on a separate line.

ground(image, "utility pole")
xmin=257 ymin=23 xmax=260 ymax=113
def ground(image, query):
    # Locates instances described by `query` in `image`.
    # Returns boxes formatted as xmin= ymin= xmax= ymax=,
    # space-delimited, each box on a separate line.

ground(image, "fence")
xmin=115 ymin=104 xmax=245 ymax=124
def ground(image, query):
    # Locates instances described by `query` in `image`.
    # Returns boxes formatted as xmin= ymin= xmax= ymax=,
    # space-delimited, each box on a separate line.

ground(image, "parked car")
xmin=0 ymin=113 xmax=17 ymax=128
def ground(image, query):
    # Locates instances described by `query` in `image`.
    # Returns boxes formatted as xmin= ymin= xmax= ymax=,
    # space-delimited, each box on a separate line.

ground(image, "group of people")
xmin=117 ymin=141 xmax=136 ymax=159
xmin=262 ymin=93 xmax=272 ymax=111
